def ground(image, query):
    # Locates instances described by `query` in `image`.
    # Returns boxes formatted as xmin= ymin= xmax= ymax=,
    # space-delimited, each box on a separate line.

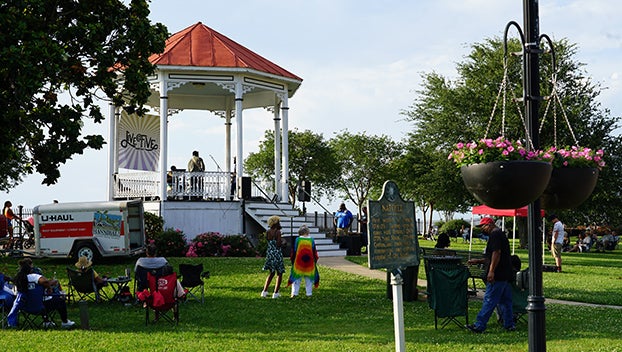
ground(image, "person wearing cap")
xmin=334 ymin=203 xmax=353 ymax=236
xmin=75 ymin=256 xmax=107 ymax=289
xmin=466 ymin=217 xmax=515 ymax=333
xmin=261 ymin=215 xmax=286 ymax=298
xmin=548 ymin=214 xmax=564 ymax=273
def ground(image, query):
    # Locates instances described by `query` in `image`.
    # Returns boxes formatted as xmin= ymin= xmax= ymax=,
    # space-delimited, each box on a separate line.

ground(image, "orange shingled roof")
xmin=149 ymin=22 xmax=302 ymax=81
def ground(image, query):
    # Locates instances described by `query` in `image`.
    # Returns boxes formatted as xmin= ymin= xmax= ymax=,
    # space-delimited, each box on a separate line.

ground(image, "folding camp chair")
xmin=424 ymin=256 xmax=470 ymax=330
xmin=0 ymin=273 xmax=15 ymax=329
xmin=134 ymin=265 xmax=166 ymax=295
xmin=178 ymin=263 xmax=209 ymax=304
xmin=13 ymin=283 xmax=57 ymax=329
xmin=142 ymin=271 xmax=180 ymax=325
xmin=66 ymin=267 xmax=106 ymax=303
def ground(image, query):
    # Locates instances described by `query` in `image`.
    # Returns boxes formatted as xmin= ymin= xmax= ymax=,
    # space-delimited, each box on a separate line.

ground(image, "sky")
xmin=3 ymin=0 xmax=621 ymax=218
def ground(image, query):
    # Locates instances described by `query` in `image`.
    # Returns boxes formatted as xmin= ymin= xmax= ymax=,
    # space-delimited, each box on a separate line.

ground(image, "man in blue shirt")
xmin=334 ymin=203 xmax=353 ymax=236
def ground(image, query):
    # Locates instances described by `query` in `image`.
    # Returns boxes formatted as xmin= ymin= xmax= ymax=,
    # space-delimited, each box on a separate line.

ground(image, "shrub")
xmin=255 ymin=232 xmax=268 ymax=257
xmin=439 ymin=219 xmax=470 ymax=236
xmin=144 ymin=212 xmax=164 ymax=241
xmin=186 ymin=232 xmax=258 ymax=257
xmin=151 ymin=228 xmax=187 ymax=257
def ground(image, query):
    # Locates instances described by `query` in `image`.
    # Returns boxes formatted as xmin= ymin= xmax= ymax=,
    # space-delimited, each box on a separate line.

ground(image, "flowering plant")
xmin=448 ymin=137 xmax=545 ymax=168
xmin=186 ymin=232 xmax=258 ymax=257
xmin=542 ymin=146 xmax=606 ymax=170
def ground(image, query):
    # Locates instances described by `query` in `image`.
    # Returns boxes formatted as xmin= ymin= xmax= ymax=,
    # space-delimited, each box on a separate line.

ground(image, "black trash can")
xmin=386 ymin=266 xmax=420 ymax=302
xmin=338 ymin=235 xmax=362 ymax=256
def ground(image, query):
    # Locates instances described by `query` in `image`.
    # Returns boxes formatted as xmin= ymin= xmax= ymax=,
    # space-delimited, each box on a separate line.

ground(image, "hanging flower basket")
xmin=449 ymin=137 xmax=552 ymax=209
xmin=539 ymin=146 xmax=605 ymax=209
xmin=540 ymin=167 xmax=599 ymax=209
xmin=460 ymin=161 xmax=552 ymax=209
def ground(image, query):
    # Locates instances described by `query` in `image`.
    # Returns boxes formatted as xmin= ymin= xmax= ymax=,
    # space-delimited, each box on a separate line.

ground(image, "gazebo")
xmin=106 ymin=22 xmax=303 ymax=236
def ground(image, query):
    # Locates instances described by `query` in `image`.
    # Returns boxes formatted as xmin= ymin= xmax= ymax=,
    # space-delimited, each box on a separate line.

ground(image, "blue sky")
xmin=3 ymin=0 xmax=621 ymax=217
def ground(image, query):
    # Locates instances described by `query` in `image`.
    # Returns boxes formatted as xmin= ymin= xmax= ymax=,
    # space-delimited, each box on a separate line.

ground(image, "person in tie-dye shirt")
xmin=288 ymin=225 xmax=319 ymax=297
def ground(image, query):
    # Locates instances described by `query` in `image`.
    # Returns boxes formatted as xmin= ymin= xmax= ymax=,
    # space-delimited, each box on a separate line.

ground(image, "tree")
xmin=0 ymin=0 xmax=168 ymax=190
xmin=244 ymin=129 xmax=340 ymax=206
xmin=388 ymin=140 xmax=471 ymax=234
xmin=402 ymin=37 xmax=622 ymax=225
xmin=328 ymin=131 xmax=402 ymax=214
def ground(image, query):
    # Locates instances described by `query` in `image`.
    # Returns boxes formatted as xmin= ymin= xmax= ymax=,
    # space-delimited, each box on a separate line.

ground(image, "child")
xmin=261 ymin=216 xmax=286 ymax=298
xmin=288 ymin=225 xmax=319 ymax=298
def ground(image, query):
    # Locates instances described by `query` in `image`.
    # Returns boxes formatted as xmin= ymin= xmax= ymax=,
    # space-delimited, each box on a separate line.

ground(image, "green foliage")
xmin=245 ymin=128 xmax=340 ymax=205
xmin=144 ymin=211 xmax=164 ymax=240
xmin=0 ymin=0 xmax=168 ymax=189
xmin=329 ymin=131 xmax=402 ymax=213
xmin=402 ymin=36 xmax=622 ymax=225
xmin=439 ymin=219 xmax=470 ymax=234
xmin=150 ymin=228 xmax=187 ymax=257
xmin=186 ymin=232 xmax=258 ymax=257
xmin=255 ymin=232 xmax=268 ymax=257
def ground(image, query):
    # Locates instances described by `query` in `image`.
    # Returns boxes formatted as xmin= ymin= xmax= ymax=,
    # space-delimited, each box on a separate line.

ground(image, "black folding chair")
xmin=178 ymin=263 xmax=210 ymax=304
xmin=15 ymin=284 xmax=57 ymax=329
xmin=66 ymin=267 xmax=106 ymax=303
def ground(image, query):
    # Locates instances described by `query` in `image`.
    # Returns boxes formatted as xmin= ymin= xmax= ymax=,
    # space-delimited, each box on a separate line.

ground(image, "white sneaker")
xmin=260 ymin=291 xmax=268 ymax=298
xmin=272 ymin=292 xmax=280 ymax=299
xmin=43 ymin=321 xmax=56 ymax=328
xmin=61 ymin=320 xmax=76 ymax=329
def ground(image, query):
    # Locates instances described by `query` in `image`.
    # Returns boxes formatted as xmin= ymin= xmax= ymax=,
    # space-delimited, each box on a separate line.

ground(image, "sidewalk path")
xmin=320 ymin=256 xmax=622 ymax=310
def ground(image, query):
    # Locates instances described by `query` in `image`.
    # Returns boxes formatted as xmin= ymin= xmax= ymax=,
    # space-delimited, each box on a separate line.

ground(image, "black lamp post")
xmin=503 ymin=1 xmax=549 ymax=351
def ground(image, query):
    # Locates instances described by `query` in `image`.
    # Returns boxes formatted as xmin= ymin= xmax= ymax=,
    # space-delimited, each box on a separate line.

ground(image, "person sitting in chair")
xmin=7 ymin=258 xmax=75 ymax=328
xmin=75 ymin=256 xmax=107 ymax=289
xmin=135 ymin=243 xmax=185 ymax=298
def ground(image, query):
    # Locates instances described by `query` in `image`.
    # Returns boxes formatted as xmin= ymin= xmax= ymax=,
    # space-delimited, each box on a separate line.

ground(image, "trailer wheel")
xmin=74 ymin=243 xmax=97 ymax=263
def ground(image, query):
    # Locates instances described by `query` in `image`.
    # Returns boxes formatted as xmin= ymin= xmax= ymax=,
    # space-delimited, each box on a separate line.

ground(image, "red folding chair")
xmin=143 ymin=271 xmax=179 ymax=325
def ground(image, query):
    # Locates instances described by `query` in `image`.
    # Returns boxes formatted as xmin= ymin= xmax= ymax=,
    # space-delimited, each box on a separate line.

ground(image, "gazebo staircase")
xmin=245 ymin=201 xmax=346 ymax=257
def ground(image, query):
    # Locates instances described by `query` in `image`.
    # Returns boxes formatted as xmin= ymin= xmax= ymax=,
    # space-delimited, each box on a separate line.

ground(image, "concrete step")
xmin=317 ymin=249 xmax=348 ymax=257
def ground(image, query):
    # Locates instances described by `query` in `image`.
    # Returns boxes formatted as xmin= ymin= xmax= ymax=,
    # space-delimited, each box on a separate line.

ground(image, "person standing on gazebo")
xmin=187 ymin=151 xmax=205 ymax=199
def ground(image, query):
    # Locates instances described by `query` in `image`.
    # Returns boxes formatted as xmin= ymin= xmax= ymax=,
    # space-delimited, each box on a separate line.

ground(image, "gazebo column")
xmin=225 ymin=106 xmax=233 ymax=199
xmin=107 ymin=103 xmax=118 ymax=201
xmin=273 ymin=103 xmax=282 ymax=200
xmin=235 ymin=80 xmax=244 ymax=190
xmin=158 ymin=77 xmax=169 ymax=208
xmin=280 ymin=93 xmax=290 ymax=203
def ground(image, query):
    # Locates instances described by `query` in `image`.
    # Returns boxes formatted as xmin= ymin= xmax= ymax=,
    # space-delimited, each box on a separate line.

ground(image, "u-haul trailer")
xmin=33 ymin=200 xmax=146 ymax=262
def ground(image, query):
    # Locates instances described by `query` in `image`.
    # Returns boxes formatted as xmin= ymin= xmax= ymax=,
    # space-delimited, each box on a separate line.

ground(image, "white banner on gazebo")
xmin=117 ymin=110 xmax=160 ymax=171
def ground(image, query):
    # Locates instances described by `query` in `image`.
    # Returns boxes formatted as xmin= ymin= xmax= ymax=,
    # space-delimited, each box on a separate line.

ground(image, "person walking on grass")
xmin=261 ymin=216 xmax=286 ymax=299
xmin=549 ymin=214 xmax=564 ymax=272
xmin=466 ymin=217 xmax=515 ymax=333
xmin=288 ymin=225 xmax=319 ymax=298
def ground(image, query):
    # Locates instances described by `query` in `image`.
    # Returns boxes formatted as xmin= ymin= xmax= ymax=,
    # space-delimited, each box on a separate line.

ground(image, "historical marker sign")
xmin=368 ymin=180 xmax=420 ymax=270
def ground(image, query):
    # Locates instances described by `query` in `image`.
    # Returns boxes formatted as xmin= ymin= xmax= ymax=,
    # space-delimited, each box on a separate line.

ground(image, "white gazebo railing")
xmin=113 ymin=171 xmax=279 ymax=202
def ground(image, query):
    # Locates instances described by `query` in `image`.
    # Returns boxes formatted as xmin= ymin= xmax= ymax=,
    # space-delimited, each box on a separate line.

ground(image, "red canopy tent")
xmin=470 ymin=205 xmax=546 ymax=254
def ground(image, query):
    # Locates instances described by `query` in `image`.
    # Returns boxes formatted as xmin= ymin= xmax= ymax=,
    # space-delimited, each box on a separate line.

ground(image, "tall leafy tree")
xmin=244 ymin=129 xmax=340 ymax=207
xmin=403 ymin=37 xmax=621 ymax=225
xmin=329 ymin=131 xmax=402 ymax=214
xmin=0 ymin=0 xmax=168 ymax=189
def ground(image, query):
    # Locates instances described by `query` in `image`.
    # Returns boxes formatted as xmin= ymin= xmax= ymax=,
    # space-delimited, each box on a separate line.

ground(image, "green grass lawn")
xmin=1 ymin=250 xmax=621 ymax=351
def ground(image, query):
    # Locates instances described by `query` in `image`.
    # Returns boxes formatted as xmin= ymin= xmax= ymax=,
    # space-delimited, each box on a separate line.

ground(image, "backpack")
xmin=515 ymin=268 xmax=529 ymax=291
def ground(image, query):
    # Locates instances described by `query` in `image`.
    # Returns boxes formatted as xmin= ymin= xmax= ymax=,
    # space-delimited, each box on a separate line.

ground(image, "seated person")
xmin=135 ymin=243 xmax=169 ymax=271
xmin=603 ymin=231 xmax=619 ymax=250
xmin=134 ymin=243 xmax=185 ymax=298
xmin=1 ymin=272 xmax=16 ymax=310
xmin=568 ymin=233 xmax=591 ymax=252
xmin=8 ymin=258 xmax=75 ymax=328
xmin=75 ymin=256 xmax=107 ymax=289
xmin=434 ymin=232 xmax=451 ymax=249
